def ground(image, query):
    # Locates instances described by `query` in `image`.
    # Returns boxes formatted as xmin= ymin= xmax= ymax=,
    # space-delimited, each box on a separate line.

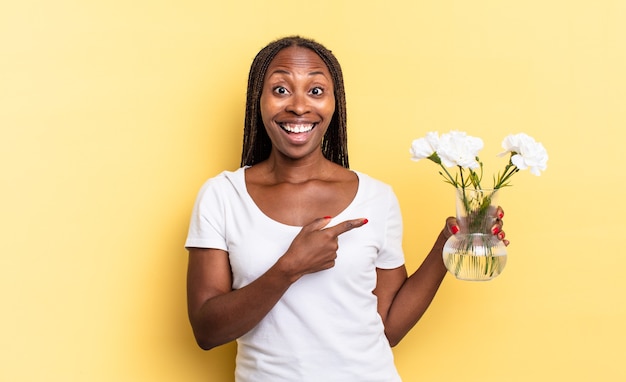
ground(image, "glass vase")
xmin=442 ymin=188 xmax=507 ymax=281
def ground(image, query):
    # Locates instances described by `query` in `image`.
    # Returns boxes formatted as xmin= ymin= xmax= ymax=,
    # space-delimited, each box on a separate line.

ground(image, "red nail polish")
xmin=492 ymin=226 xmax=500 ymax=235
xmin=323 ymin=216 xmax=332 ymax=219
xmin=498 ymin=212 xmax=504 ymax=219
xmin=362 ymin=218 xmax=369 ymax=225
xmin=451 ymin=225 xmax=459 ymax=234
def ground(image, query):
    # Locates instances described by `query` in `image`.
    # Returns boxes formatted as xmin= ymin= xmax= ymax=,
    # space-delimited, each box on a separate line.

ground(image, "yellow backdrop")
xmin=2 ymin=1 xmax=624 ymax=381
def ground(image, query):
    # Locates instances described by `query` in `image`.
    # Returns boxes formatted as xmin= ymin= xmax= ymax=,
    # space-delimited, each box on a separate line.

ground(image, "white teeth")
xmin=281 ymin=124 xmax=314 ymax=133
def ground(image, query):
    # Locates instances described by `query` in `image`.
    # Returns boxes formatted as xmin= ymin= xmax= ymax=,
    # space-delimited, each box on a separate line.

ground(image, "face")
xmin=260 ymin=46 xmax=335 ymax=162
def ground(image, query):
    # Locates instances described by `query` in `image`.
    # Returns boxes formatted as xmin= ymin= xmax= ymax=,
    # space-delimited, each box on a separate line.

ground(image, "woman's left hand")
xmin=444 ymin=205 xmax=510 ymax=246
xmin=491 ymin=205 xmax=509 ymax=246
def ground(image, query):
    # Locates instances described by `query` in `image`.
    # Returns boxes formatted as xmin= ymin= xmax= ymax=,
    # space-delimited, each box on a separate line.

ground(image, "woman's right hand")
xmin=279 ymin=216 xmax=368 ymax=281
xmin=186 ymin=216 xmax=367 ymax=349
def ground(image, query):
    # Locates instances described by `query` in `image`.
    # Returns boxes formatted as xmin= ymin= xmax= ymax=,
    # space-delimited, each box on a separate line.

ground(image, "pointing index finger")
xmin=326 ymin=218 xmax=369 ymax=236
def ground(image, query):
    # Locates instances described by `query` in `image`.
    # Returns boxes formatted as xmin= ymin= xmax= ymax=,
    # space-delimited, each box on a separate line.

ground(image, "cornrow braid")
xmin=240 ymin=36 xmax=349 ymax=168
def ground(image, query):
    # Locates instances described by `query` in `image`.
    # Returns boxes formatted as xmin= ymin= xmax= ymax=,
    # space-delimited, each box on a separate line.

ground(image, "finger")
xmin=326 ymin=218 xmax=368 ymax=236
xmin=492 ymin=225 xmax=503 ymax=236
xmin=446 ymin=216 xmax=459 ymax=235
xmin=443 ymin=216 xmax=459 ymax=239
xmin=496 ymin=206 xmax=504 ymax=220
xmin=303 ymin=216 xmax=333 ymax=232
xmin=497 ymin=230 xmax=506 ymax=241
xmin=491 ymin=218 xmax=504 ymax=235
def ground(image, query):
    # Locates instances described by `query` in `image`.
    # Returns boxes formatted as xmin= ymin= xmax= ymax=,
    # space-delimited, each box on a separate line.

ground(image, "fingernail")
xmin=323 ymin=216 xmax=332 ymax=219
xmin=497 ymin=232 xmax=505 ymax=240
xmin=451 ymin=225 xmax=459 ymax=234
xmin=498 ymin=212 xmax=504 ymax=219
xmin=362 ymin=218 xmax=369 ymax=225
xmin=492 ymin=226 xmax=500 ymax=235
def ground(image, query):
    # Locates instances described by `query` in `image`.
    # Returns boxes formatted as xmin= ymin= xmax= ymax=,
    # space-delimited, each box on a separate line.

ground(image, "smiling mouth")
xmin=280 ymin=123 xmax=316 ymax=134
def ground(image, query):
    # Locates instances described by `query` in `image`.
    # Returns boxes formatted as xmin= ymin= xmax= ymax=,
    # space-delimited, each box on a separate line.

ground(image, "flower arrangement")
xmin=409 ymin=131 xmax=548 ymax=192
xmin=410 ymin=130 xmax=548 ymax=280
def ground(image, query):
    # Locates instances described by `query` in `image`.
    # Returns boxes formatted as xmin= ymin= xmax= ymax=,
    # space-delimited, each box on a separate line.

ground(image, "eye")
xmin=310 ymin=87 xmax=324 ymax=96
xmin=273 ymin=86 xmax=289 ymax=95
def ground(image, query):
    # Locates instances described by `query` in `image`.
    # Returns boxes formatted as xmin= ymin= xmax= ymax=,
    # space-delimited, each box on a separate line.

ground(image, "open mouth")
xmin=280 ymin=123 xmax=316 ymax=134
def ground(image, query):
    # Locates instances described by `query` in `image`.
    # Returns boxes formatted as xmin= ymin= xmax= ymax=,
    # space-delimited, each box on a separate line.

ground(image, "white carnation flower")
xmin=410 ymin=131 xmax=440 ymax=162
xmin=410 ymin=128 xmax=548 ymax=208
xmin=437 ymin=131 xmax=483 ymax=169
xmin=500 ymin=133 xmax=548 ymax=176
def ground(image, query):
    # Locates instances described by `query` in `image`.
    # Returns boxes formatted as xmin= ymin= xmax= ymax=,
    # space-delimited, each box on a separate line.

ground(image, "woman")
xmin=185 ymin=36 xmax=506 ymax=381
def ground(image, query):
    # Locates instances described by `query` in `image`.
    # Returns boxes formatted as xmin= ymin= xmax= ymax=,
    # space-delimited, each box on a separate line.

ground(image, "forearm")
xmin=188 ymin=216 xmax=367 ymax=350
xmin=189 ymin=259 xmax=295 ymax=350
xmin=384 ymin=231 xmax=448 ymax=346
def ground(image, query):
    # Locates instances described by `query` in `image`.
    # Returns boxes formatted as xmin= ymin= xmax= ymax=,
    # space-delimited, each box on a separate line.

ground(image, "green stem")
xmin=458 ymin=168 xmax=471 ymax=214
xmin=494 ymin=162 xmax=519 ymax=189
xmin=438 ymin=163 xmax=458 ymax=187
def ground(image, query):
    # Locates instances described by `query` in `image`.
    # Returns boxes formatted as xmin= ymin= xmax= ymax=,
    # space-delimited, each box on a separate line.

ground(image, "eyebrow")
xmin=267 ymin=69 xmax=329 ymax=78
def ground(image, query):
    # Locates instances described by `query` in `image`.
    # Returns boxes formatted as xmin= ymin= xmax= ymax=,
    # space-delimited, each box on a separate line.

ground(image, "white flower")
xmin=437 ymin=131 xmax=483 ymax=169
xmin=500 ymin=133 xmax=548 ymax=176
xmin=410 ymin=130 xmax=548 ymax=191
xmin=410 ymin=131 xmax=439 ymax=161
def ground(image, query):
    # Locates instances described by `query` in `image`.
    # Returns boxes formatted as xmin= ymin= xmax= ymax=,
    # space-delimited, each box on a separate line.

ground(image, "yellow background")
xmin=2 ymin=1 xmax=624 ymax=381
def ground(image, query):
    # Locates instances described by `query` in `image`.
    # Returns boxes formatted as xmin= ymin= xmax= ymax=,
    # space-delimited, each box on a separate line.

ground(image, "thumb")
xmin=444 ymin=216 xmax=459 ymax=239
xmin=303 ymin=216 xmax=333 ymax=232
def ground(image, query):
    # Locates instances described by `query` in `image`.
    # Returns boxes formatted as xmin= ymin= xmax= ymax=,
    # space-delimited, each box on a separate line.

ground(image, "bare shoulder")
xmin=243 ymin=162 xmax=267 ymax=184
xmin=329 ymin=162 xmax=358 ymax=183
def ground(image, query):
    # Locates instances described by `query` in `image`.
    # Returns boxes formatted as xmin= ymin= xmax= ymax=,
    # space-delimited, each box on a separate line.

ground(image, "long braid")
xmin=240 ymin=36 xmax=349 ymax=168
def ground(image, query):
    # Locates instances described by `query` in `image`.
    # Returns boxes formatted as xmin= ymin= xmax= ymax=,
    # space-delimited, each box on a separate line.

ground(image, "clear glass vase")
xmin=442 ymin=188 xmax=507 ymax=281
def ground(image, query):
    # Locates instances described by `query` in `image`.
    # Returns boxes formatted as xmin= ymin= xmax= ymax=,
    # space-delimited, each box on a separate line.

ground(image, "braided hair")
xmin=240 ymin=36 xmax=349 ymax=168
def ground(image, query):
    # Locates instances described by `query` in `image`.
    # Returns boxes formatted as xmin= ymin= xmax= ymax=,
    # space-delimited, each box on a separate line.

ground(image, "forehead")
xmin=266 ymin=46 xmax=331 ymax=76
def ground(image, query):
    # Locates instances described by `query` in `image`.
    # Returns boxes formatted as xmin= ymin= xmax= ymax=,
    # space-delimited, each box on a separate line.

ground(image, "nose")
xmin=285 ymin=92 xmax=309 ymax=115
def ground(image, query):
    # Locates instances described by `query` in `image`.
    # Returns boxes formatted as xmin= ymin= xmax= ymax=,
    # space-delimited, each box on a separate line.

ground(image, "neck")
xmin=263 ymin=152 xmax=337 ymax=184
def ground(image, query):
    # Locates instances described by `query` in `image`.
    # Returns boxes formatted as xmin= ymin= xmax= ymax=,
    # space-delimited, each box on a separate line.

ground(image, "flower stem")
xmin=439 ymin=163 xmax=458 ymax=187
xmin=494 ymin=160 xmax=519 ymax=189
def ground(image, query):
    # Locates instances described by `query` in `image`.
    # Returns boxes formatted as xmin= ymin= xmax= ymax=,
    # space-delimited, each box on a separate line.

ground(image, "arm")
xmin=374 ymin=229 xmax=448 ymax=347
xmin=186 ymin=217 xmax=368 ymax=350
xmin=187 ymin=247 xmax=296 ymax=350
xmin=376 ymin=209 xmax=507 ymax=347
